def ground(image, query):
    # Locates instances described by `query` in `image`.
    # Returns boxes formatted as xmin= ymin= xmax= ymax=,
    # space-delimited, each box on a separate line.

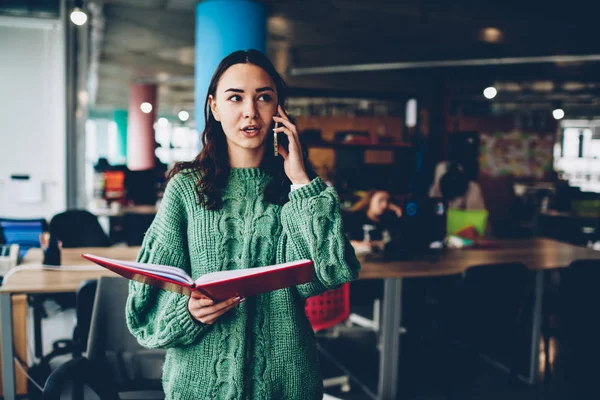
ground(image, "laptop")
xmin=381 ymin=196 xmax=447 ymax=260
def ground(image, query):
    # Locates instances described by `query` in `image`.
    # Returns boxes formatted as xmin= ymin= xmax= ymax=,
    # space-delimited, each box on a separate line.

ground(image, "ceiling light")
xmin=178 ymin=110 xmax=190 ymax=122
xmin=483 ymin=87 xmax=497 ymax=99
xmin=405 ymin=98 xmax=417 ymax=128
xmin=140 ymin=102 xmax=153 ymax=114
xmin=70 ymin=7 xmax=88 ymax=26
xmin=479 ymin=27 xmax=503 ymax=43
xmin=552 ymin=109 xmax=565 ymax=120
xmin=158 ymin=117 xmax=169 ymax=127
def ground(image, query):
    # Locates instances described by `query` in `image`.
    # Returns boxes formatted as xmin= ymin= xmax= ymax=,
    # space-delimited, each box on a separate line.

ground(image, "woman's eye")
xmin=258 ymin=94 xmax=272 ymax=102
xmin=229 ymin=95 xmax=241 ymax=102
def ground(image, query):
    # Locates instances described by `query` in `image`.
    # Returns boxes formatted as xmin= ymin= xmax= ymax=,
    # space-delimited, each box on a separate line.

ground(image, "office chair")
xmin=0 ymin=217 xmax=48 ymax=259
xmin=44 ymin=277 xmax=165 ymax=400
xmin=547 ymin=260 xmax=600 ymax=396
xmin=454 ymin=263 xmax=535 ymax=380
xmin=123 ymin=212 xmax=155 ymax=246
xmin=305 ymin=284 xmax=352 ymax=393
xmin=26 ymin=280 xmax=99 ymax=399
xmin=49 ymin=210 xmax=111 ymax=248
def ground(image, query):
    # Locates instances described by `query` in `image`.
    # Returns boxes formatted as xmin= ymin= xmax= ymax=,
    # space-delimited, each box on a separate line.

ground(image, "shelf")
xmin=306 ymin=141 xmax=412 ymax=150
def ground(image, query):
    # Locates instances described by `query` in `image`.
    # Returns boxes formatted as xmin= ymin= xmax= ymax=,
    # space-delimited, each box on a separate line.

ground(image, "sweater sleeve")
xmin=126 ymin=175 xmax=210 ymax=349
xmin=280 ymin=176 xmax=361 ymax=299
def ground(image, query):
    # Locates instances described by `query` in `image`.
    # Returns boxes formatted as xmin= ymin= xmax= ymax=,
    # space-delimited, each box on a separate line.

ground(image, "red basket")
xmin=304 ymin=283 xmax=350 ymax=332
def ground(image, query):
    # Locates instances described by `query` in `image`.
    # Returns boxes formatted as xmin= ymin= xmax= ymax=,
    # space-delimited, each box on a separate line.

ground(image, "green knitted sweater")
xmin=126 ymin=168 xmax=361 ymax=400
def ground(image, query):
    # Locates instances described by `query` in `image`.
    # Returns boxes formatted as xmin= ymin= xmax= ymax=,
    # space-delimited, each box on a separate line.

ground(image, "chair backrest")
xmin=87 ymin=277 xmax=165 ymax=389
xmin=458 ymin=263 xmax=535 ymax=376
xmin=123 ymin=212 xmax=155 ymax=246
xmin=73 ymin=279 xmax=99 ymax=356
xmin=0 ymin=218 xmax=47 ymax=258
xmin=49 ymin=210 xmax=111 ymax=248
xmin=305 ymin=283 xmax=350 ymax=332
xmin=560 ymin=260 xmax=600 ymax=339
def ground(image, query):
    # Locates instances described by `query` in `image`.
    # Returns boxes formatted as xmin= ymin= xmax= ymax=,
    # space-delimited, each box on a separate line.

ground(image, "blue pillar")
xmin=195 ymin=0 xmax=266 ymax=146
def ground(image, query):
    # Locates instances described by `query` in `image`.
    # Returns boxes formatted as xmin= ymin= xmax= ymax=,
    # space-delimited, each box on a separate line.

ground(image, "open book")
xmin=81 ymin=254 xmax=314 ymax=302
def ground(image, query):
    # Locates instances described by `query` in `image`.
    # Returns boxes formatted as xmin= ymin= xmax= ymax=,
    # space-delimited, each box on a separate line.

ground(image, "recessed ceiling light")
xmin=483 ymin=87 xmax=497 ymax=99
xmin=479 ymin=27 xmax=503 ymax=43
xmin=552 ymin=109 xmax=565 ymax=120
xmin=140 ymin=102 xmax=153 ymax=113
xmin=178 ymin=110 xmax=190 ymax=122
xmin=70 ymin=7 xmax=87 ymax=25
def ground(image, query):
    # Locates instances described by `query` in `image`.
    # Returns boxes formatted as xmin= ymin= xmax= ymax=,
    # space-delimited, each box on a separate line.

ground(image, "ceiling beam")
xmin=290 ymin=54 xmax=600 ymax=75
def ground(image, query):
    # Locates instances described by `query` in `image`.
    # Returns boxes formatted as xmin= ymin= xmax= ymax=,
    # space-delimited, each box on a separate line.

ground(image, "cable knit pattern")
xmin=125 ymin=168 xmax=361 ymax=400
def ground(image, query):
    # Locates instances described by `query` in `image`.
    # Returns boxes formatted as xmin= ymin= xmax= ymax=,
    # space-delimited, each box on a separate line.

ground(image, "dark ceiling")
xmin=76 ymin=0 xmax=600 ymax=118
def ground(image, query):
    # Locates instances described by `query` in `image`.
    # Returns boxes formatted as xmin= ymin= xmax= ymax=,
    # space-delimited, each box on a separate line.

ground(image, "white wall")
xmin=0 ymin=16 xmax=66 ymax=220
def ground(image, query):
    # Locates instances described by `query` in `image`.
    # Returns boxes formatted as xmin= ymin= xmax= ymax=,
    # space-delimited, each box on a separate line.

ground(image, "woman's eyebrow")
xmin=223 ymin=87 xmax=274 ymax=93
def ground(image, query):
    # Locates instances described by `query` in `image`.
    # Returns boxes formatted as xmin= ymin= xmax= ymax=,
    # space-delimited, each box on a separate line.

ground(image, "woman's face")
xmin=209 ymin=63 xmax=278 ymax=155
xmin=369 ymin=191 xmax=390 ymax=217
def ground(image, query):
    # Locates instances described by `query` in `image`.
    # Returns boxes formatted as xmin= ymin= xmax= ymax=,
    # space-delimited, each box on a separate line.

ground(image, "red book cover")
xmin=81 ymin=254 xmax=314 ymax=302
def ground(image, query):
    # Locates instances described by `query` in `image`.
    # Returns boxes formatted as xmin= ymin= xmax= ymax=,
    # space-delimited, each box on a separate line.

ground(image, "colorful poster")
xmin=479 ymin=131 xmax=554 ymax=179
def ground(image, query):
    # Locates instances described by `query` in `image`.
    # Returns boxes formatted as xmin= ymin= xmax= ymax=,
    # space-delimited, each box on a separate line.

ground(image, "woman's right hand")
xmin=188 ymin=291 xmax=243 ymax=325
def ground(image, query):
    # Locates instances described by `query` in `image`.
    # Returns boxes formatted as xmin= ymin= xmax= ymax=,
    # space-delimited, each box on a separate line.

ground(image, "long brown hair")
xmin=167 ymin=49 xmax=314 ymax=210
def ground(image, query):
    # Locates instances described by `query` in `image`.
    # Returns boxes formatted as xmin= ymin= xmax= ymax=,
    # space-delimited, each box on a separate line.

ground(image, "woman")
xmin=126 ymin=49 xmax=360 ymax=400
xmin=429 ymin=161 xmax=486 ymax=210
xmin=345 ymin=189 xmax=403 ymax=254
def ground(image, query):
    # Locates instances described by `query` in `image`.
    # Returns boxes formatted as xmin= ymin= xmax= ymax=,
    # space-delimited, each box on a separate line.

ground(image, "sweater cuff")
xmin=174 ymin=294 xmax=208 ymax=341
xmin=288 ymin=177 xmax=327 ymax=200
xmin=290 ymin=183 xmax=308 ymax=192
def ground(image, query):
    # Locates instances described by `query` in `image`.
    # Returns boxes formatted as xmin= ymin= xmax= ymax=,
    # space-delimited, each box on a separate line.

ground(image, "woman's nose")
xmin=243 ymin=100 xmax=258 ymax=118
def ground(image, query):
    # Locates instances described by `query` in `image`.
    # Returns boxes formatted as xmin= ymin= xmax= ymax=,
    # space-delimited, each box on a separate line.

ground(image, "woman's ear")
xmin=209 ymin=95 xmax=220 ymax=121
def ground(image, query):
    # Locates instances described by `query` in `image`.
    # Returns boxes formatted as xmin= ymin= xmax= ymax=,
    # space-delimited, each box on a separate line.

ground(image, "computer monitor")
xmin=383 ymin=196 xmax=447 ymax=260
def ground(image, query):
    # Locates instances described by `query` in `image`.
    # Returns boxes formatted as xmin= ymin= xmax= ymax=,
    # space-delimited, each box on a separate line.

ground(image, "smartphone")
xmin=274 ymin=120 xmax=279 ymax=156
xmin=273 ymin=105 xmax=289 ymax=156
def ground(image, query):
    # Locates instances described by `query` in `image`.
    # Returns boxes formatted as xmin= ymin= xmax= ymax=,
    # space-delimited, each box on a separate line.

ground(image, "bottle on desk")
xmin=41 ymin=233 xmax=61 ymax=266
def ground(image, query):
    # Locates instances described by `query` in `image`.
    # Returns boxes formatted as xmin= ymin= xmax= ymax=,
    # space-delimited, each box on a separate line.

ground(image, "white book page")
xmin=194 ymin=259 xmax=310 ymax=285
xmin=105 ymin=258 xmax=193 ymax=285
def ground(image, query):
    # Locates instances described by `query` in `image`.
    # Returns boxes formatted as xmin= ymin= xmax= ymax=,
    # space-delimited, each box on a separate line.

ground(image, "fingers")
xmin=277 ymin=104 xmax=290 ymax=120
xmin=202 ymin=301 xmax=239 ymax=325
xmin=188 ymin=296 xmax=243 ymax=325
xmin=273 ymin=116 xmax=296 ymax=135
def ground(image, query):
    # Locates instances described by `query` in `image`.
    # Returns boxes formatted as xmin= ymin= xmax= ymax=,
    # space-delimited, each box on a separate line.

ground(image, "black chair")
xmin=453 ymin=263 xmax=536 ymax=380
xmin=26 ymin=280 xmax=99 ymax=399
xmin=549 ymin=260 xmax=600 ymax=395
xmin=123 ymin=212 xmax=155 ymax=246
xmin=49 ymin=210 xmax=111 ymax=248
xmin=44 ymin=277 xmax=165 ymax=400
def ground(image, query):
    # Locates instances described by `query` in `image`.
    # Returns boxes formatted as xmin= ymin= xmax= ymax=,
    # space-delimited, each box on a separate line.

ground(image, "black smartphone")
xmin=273 ymin=105 xmax=289 ymax=156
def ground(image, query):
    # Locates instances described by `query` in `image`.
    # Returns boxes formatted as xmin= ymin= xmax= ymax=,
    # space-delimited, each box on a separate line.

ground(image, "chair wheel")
xmin=341 ymin=383 xmax=351 ymax=392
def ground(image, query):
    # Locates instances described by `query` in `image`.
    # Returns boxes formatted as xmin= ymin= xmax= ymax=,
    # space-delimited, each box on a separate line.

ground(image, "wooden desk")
xmin=1 ymin=240 xmax=599 ymax=400
xmin=356 ymin=238 xmax=600 ymax=400
xmin=358 ymin=238 xmax=600 ymax=279
xmin=0 ymin=295 xmax=27 ymax=397
xmin=0 ymin=246 xmax=140 ymax=400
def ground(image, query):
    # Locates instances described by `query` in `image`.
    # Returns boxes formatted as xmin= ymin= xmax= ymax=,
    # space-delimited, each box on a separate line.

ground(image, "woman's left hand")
xmin=273 ymin=105 xmax=310 ymax=185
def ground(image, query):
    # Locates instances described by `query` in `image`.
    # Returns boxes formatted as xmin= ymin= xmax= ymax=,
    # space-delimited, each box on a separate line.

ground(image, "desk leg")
xmin=32 ymin=295 xmax=43 ymax=358
xmin=1 ymin=293 xmax=16 ymax=400
xmin=527 ymin=271 xmax=544 ymax=384
xmin=378 ymin=278 xmax=403 ymax=400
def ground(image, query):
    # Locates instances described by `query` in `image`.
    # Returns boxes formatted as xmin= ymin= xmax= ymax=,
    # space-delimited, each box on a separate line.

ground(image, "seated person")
xmin=344 ymin=189 xmax=403 ymax=254
xmin=429 ymin=161 xmax=486 ymax=210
